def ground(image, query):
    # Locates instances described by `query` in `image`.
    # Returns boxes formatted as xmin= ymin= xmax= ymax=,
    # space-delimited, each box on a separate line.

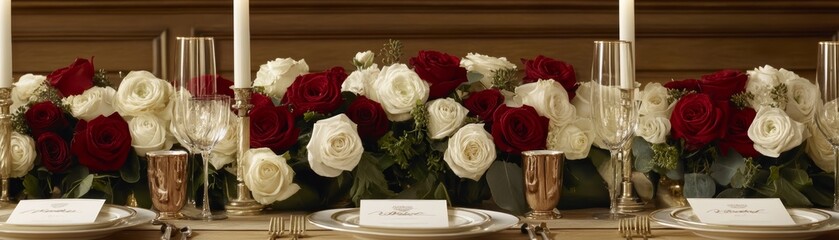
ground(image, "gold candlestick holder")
xmin=225 ymin=87 xmax=263 ymax=215
xmin=0 ymin=88 xmax=12 ymax=207
xmin=616 ymin=141 xmax=645 ymax=213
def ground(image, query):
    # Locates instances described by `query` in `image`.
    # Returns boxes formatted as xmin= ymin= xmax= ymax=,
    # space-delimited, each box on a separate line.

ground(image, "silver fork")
xmin=267 ymin=217 xmax=283 ymax=240
xmin=289 ymin=215 xmax=306 ymax=239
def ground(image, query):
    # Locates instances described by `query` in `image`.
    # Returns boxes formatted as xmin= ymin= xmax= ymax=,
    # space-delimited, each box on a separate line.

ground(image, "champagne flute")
xmin=171 ymin=37 xmax=227 ymax=220
xmin=589 ymin=40 xmax=637 ymax=220
xmin=814 ymin=41 xmax=839 ymax=211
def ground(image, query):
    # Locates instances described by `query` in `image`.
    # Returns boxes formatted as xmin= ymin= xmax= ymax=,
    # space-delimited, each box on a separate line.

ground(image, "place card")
xmin=687 ymin=198 xmax=795 ymax=226
xmin=359 ymin=199 xmax=448 ymax=228
xmin=6 ymin=199 xmax=106 ymax=225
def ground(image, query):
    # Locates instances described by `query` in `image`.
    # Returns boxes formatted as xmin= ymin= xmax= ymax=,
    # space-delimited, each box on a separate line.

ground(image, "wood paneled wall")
xmin=8 ymin=0 xmax=839 ymax=84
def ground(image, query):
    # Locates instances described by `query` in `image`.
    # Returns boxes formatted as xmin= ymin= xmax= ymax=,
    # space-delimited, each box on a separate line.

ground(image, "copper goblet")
xmin=522 ymin=150 xmax=565 ymax=219
xmin=147 ymin=150 xmax=189 ymax=220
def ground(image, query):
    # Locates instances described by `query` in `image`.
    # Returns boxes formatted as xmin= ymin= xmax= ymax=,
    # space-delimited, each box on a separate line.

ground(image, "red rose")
xmin=699 ymin=70 xmax=748 ymax=101
xmin=664 ymin=79 xmax=701 ymax=92
xmin=25 ymin=101 xmax=70 ymax=137
xmin=283 ymin=67 xmax=347 ymax=115
xmin=250 ymin=104 xmax=300 ymax=153
xmin=47 ymin=58 xmax=95 ymax=96
xmin=491 ymin=105 xmax=549 ymax=154
xmin=409 ymin=50 xmax=468 ymax=99
xmin=251 ymin=92 xmax=274 ymax=108
xmin=187 ymin=75 xmax=234 ymax=98
xmin=719 ymin=107 xmax=760 ymax=158
xmin=346 ymin=96 xmax=390 ymax=140
xmin=37 ymin=132 xmax=72 ymax=173
xmin=464 ymin=89 xmax=505 ymax=124
xmin=670 ymin=93 xmax=729 ymax=150
xmin=71 ymin=113 xmax=132 ymax=172
xmin=522 ymin=55 xmax=578 ymax=99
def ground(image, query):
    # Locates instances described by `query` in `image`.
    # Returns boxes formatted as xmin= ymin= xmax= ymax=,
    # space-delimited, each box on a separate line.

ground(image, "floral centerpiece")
xmin=633 ymin=66 xmax=833 ymax=207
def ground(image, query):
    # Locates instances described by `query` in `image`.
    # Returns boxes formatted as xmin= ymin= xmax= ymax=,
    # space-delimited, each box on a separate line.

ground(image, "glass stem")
xmin=610 ymin=149 xmax=621 ymax=215
xmin=834 ymin=147 xmax=839 ymax=212
xmin=201 ymin=151 xmax=212 ymax=218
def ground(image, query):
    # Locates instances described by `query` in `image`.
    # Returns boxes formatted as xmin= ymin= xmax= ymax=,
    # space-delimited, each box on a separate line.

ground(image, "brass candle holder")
xmin=0 ymin=87 xmax=11 ymax=207
xmin=225 ymin=87 xmax=263 ymax=215
xmin=616 ymin=141 xmax=645 ymax=213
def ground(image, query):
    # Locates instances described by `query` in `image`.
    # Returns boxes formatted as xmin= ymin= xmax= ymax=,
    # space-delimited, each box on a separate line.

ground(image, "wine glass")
xmin=814 ymin=41 xmax=839 ymax=212
xmin=589 ymin=40 xmax=638 ymax=220
xmin=171 ymin=37 xmax=227 ymax=220
xmin=175 ymin=95 xmax=231 ymax=221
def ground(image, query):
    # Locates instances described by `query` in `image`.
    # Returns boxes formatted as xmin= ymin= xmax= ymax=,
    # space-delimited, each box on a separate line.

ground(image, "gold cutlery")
xmin=267 ymin=217 xmax=283 ymax=240
xmin=289 ymin=215 xmax=306 ymax=239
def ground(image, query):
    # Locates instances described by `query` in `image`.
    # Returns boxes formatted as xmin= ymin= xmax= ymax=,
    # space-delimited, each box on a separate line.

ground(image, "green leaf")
xmin=91 ymin=178 xmax=114 ymax=201
xmin=780 ymin=168 xmax=811 ymax=190
xmin=130 ymin=180 xmax=153 ymax=209
xmin=664 ymin=160 xmax=685 ymax=180
xmin=120 ymin=150 xmax=141 ymax=184
xmin=466 ymin=72 xmax=484 ymax=85
xmin=709 ymin=148 xmax=745 ymax=186
xmin=271 ymin=182 xmax=322 ymax=211
xmin=349 ymin=153 xmax=396 ymax=205
xmin=800 ymin=185 xmax=833 ymax=207
xmin=632 ymin=137 xmax=654 ymax=172
xmin=716 ymin=188 xmax=747 ymax=198
xmin=754 ymin=178 xmax=812 ymax=207
xmin=683 ymin=173 xmax=715 ymax=198
xmin=485 ymin=161 xmax=528 ymax=215
xmin=432 ymin=183 xmax=451 ymax=203
xmin=557 ymin=159 xmax=610 ymax=209
xmin=66 ymin=174 xmax=94 ymax=198
xmin=22 ymin=174 xmax=43 ymax=199
xmin=62 ymin=166 xmax=90 ymax=191
xmin=396 ymin=174 xmax=438 ymax=199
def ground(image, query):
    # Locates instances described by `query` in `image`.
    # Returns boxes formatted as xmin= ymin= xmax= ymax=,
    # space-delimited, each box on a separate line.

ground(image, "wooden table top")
xmin=110 ymin=208 xmax=839 ymax=240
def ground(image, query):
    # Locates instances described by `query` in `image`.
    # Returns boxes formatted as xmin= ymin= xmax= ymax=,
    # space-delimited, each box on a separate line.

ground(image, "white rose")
xmin=129 ymin=115 xmax=174 ymax=157
xmin=11 ymin=74 xmax=47 ymax=111
xmin=638 ymin=82 xmax=673 ymax=118
xmin=353 ymin=50 xmax=375 ymax=69
xmin=636 ymin=115 xmax=671 ymax=144
xmin=426 ymin=98 xmax=468 ymax=139
xmin=252 ymin=58 xmax=309 ymax=99
xmin=63 ymin=86 xmax=117 ymax=121
xmin=571 ymin=81 xmax=592 ymax=119
xmin=366 ymin=64 xmax=430 ymax=122
xmin=210 ymin=113 xmax=238 ymax=170
xmin=515 ymin=79 xmax=576 ymax=126
xmin=114 ymin=71 xmax=173 ymax=119
xmin=783 ymin=77 xmax=821 ymax=124
xmin=307 ymin=114 xmax=364 ymax=177
xmin=444 ymin=124 xmax=496 ymax=181
xmin=341 ymin=64 xmax=379 ymax=96
xmin=10 ymin=132 xmax=36 ymax=178
xmin=746 ymin=65 xmax=799 ymax=108
xmin=547 ymin=119 xmax=594 ymax=160
xmin=243 ymin=148 xmax=300 ymax=204
xmin=807 ymin=124 xmax=836 ymax=173
xmin=459 ymin=53 xmax=517 ymax=88
xmin=747 ymin=107 xmax=808 ymax=158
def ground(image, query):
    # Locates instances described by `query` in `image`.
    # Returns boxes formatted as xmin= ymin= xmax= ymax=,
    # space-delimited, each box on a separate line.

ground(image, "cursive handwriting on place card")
xmin=359 ymin=199 xmax=448 ymax=228
xmin=687 ymin=198 xmax=795 ymax=226
xmin=7 ymin=199 xmax=105 ymax=225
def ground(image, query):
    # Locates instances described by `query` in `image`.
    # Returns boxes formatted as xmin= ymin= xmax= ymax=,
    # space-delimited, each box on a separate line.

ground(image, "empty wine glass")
xmin=175 ymin=95 xmax=231 ymax=220
xmin=171 ymin=36 xmax=227 ymax=220
xmin=814 ymin=41 xmax=839 ymax=211
xmin=589 ymin=40 xmax=638 ymax=220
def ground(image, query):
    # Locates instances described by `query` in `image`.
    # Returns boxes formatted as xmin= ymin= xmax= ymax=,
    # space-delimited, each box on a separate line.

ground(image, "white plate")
xmin=310 ymin=208 xmax=519 ymax=239
xmin=0 ymin=204 xmax=137 ymax=231
xmin=330 ymin=208 xmax=491 ymax=233
xmin=0 ymin=207 xmax=156 ymax=240
xmin=670 ymin=207 xmax=830 ymax=230
xmin=651 ymin=208 xmax=839 ymax=240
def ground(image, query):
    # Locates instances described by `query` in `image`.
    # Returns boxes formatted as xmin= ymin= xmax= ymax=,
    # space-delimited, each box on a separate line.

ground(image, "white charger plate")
xmin=651 ymin=208 xmax=839 ymax=240
xmin=310 ymin=208 xmax=519 ymax=239
xmin=0 ymin=207 xmax=156 ymax=240
xmin=330 ymin=208 xmax=491 ymax=233
xmin=670 ymin=207 xmax=830 ymax=230
xmin=0 ymin=204 xmax=137 ymax=231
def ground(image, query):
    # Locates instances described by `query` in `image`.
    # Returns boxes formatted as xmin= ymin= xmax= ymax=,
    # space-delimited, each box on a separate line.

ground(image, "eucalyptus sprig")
xmin=490 ymin=68 xmax=518 ymax=92
xmin=379 ymin=39 xmax=403 ymax=66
